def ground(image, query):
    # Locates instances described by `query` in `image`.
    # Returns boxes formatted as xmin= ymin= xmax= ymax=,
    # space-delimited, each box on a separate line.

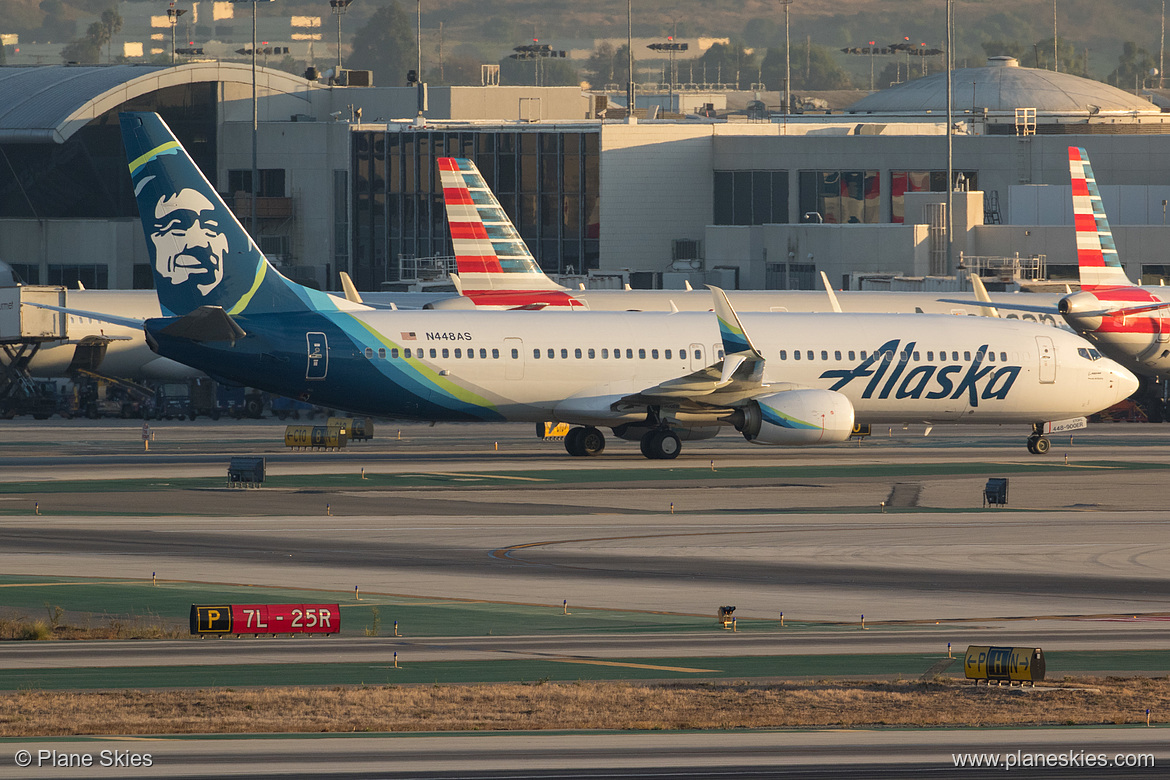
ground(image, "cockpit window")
xmin=1078 ymin=347 xmax=1104 ymax=361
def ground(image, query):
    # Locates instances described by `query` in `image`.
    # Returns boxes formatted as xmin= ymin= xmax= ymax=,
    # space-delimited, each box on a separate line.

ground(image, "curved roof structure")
xmin=0 ymin=63 xmax=318 ymax=143
xmin=847 ymin=57 xmax=1158 ymax=115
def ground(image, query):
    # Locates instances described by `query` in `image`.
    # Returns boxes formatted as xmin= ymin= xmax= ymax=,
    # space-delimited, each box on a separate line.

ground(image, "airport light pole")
xmin=330 ymin=0 xmax=353 ymax=73
xmin=780 ymin=0 xmax=793 ymax=114
xmin=167 ymin=4 xmax=186 ymax=65
xmin=648 ymin=38 xmax=687 ymax=112
xmin=231 ymin=0 xmax=274 ymax=235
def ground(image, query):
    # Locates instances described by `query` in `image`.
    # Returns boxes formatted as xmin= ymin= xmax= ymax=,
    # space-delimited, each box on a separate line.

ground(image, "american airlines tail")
xmin=436 ymin=157 xmax=583 ymax=308
xmin=1068 ymin=146 xmax=1135 ymax=290
xmin=120 ymin=112 xmax=363 ymax=319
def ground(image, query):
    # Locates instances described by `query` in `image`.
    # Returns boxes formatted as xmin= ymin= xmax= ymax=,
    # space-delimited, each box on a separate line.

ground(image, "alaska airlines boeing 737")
xmin=1059 ymin=146 xmax=1170 ymax=377
xmin=118 ymin=112 xmax=1136 ymax=458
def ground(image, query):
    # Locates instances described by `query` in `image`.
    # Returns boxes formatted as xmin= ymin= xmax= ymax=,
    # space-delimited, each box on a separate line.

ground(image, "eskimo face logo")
xmin=150 ymin=189 xmax=228 ymax=295
xmin=819 ymin=338 xmax=1022 ymax=407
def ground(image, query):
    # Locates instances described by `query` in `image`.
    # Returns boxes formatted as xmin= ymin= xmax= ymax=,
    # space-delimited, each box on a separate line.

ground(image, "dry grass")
xmin=2 ymin=678 xmax=1167 ymax=737
xmin=0 ymin=614 xmax=183 ymax=641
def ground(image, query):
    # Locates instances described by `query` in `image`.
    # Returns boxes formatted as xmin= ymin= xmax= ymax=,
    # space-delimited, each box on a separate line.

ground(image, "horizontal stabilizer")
xmin=157 ymin=305 xmax=246 ymax=342
xmin=22 ymin=301 xmax=145 ymax=329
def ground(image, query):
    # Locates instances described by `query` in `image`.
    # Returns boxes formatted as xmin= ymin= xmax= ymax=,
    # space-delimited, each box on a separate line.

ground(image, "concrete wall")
xmin=705 ymin=223 xmax=929 ymax=289
xmin=0 ymin=219 xmax=147 ymax=288
xmin=599 ymin=123 xmax=715 ymax=275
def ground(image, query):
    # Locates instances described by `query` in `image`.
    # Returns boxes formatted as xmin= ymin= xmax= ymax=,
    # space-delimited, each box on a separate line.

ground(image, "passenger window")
xmin=548 ymin=348 xmax=555 ymax=359
xmin=807 ymin=350 xmax=814 ymax=360
xmin=665 ymin=349 xmax=672 ymax=359
xmin=391 ymin=348 xmax=399 ymax=359
xmin=404 ymin=348 xmax=412 ymax=358
xmin=602 ymin=348 xmax=609 ymax=358
xmin=927 ymin=351 xmax=933 ymax=361
xmin=481 ymin=348 xmax=488 ymax=358
xmin=442 ymin=348 xmax=450 ymax=358
xmin=429 ymin=348 xmax=437 ymax=358
xmin=693 ymin=349 xmax=700 ymax=360
xmin=779 ymin=350 xmax=787 ymax=360
xmin=820 ymin=350 xmax=828 ymax=361
xmin=964 ymin=351 xmax=971 ymax=361
xmin=378 ymin=348 xmax=386 ymax=359
xmin=614 ymin=349 xmax=621 ymax=359
xmin=834 ymin=350 xmax=842 ymax=360
xmin=533 ymin=349 xmax=540 ymax=359
xmin=364 ymin=348 xmax=374 ymax=358
xmin=912 ymin=351 xmax=919 ymax=361
xmin=794 ymin=350 xmax=802 ymax=360
xmin=651 ymin=349 xmax=659 ymax=359
xmin=454 ymin=348 xmax=462 ymax=358
xmin=575 ymin=348 xmax=582 ymax=359
xmin=561 ymin=348 xmax=568 ymax=359
xmin=588 ymin=348 xmax=595 ymax=359
xmin=468 ymin=349 xmax=475 ymax=359
xmin=952 ymin=351 xmax=959 ymax=361
xmin=627 ymin=349 xmax=634 ymax=359
xmin=987 ymin=351 xmax=994 ymax=362
xmin=638 ymin=348 xmax=646 ymax=359
xmin=1001 ymin=352 xmax=1007 ymax=361
xmin=848 ymin=351 xmax=856 ymax=360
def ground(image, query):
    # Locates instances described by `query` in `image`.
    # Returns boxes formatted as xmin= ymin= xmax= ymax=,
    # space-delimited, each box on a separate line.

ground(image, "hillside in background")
xmin=4 ymin=0 xmax=1168 ymax=89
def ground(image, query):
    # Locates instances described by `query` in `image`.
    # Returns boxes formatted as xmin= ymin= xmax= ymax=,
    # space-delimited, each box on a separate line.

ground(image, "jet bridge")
xmin=0 ymin=286 xmax=68 ymax=417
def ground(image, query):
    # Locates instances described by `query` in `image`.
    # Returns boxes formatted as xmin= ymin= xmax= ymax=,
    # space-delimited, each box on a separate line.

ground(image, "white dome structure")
xmin=847 ymin=57 xmax=1159 ymax=118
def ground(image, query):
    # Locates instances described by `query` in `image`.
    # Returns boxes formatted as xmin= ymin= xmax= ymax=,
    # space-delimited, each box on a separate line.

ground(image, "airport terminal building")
xmin=3 ymin=58 xmax=1170 ymax=293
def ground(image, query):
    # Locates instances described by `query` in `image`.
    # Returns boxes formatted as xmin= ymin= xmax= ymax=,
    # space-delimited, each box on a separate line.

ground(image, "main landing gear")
xmin=564 ymin=425 xmax=606 ymax=457
xmin=1026 ymin=424 xmax=1051 ymax=455
xmin=639 ymin=428 xmax=681 ymax=460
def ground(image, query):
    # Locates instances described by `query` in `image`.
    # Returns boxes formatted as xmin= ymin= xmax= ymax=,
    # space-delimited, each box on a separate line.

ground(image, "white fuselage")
xmin=334 ymin=309 xmax=1135 ymax=426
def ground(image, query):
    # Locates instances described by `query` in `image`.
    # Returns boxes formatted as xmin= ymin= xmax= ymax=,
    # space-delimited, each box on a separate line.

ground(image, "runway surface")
xmin=2 ymin=420 xmax=1168 ymax=775
xmin=5 ymin=729 xmax=1166 ymax=779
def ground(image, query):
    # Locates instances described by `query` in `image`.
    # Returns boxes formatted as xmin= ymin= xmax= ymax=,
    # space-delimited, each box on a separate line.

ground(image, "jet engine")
xmin=727 ymin=389 xmax=854 ymax=445
xmin=1057 ymin=291 xmax=1104 ymax=333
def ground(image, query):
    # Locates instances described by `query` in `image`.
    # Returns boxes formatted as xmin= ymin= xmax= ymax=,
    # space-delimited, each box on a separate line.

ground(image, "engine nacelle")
xmin=1058 ymin=291 xmax=1104 ymax=333
xmin=731 ymin=389 xmax=855 ymax=446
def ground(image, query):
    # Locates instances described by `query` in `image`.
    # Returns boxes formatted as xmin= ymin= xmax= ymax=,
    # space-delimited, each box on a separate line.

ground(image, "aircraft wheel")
xmin=642 ymin=429 xmax=681 ymax=460
xmin=564 ymin=426 xmax=586 ymax=456
xmin=1033 ymin=436 xmax=1051 ymax=454
xmin=580 ymin=426 xmax=605 ymax=456
xmin=639 ymin=430 xmax=656 ymax=458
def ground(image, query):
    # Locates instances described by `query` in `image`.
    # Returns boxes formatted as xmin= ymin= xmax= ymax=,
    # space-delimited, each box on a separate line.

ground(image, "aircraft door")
xmin=689 ymin=343 xmax=706 ymax=372
xmin=306 ymin=332 xmax=328 ymax=380
xmin=1036 ymin=335 xmax=1055 ymax=384
xmin=504 ymin=337 xmax=524 ymax=379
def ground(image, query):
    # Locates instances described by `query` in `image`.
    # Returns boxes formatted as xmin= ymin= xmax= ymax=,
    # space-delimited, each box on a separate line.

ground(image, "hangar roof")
xmin=0 ymin=63 xmax=316 ymax=143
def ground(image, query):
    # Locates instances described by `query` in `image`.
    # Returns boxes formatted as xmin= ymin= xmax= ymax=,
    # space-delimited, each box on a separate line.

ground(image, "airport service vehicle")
xmin=425 ymin=156 xmax=1064 ymax=326
xmin=1059 ymin=146 xmax=1170 ymax=379
xmin=115 ymin=112 xmax=1136 ymax=458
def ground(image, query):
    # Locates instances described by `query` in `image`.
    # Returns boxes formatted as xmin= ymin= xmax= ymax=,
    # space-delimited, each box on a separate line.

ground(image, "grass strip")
xmin=1 ymin=677 xmax=1167 ymax=737
xmin=2 ymin=651 xmax=1165 ymax=691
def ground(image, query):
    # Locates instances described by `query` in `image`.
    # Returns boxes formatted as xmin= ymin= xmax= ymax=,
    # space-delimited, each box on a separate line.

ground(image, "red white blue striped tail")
xmin=1068 ymin=146 xmax=1133 ymax=290
xmin=437 ymin=158 xmax=574 ymax=305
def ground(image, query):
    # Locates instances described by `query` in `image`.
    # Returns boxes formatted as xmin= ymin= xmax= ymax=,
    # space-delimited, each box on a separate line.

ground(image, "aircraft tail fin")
xmin=1068 ymin=146 xmax=1134 ymax=290
xmin=120 ymin=112 xmax=362 ymax=318
xmin=437 ymin=157 xmax=567 ymax=294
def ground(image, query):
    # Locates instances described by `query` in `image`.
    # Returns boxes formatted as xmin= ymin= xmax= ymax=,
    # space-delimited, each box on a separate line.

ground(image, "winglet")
xmin=966 ymin=272 xmax=1000 ymax=318
xmin=339 ymin=271 xmax=364 ymax=304
xmin=709 ymin=286 xmax=764 ymax=359
xmin=1068 ymin=146 xmax=1134 ymax=290
xmin=819 ymin=271 xmax=843 ymax=313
